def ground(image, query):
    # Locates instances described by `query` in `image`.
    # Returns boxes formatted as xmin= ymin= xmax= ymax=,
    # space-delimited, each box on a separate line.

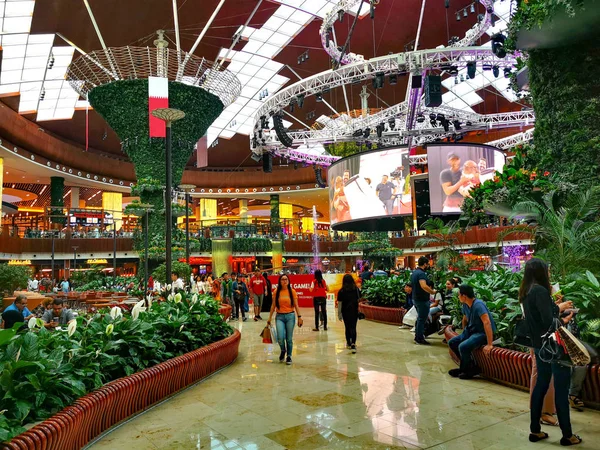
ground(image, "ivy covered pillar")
xmin=50 ymin=176 xmax=65 ymax=225
xmin=212 ymin=239 xmax=232 ymax=278
xmin=270 ymin=194 xmax=280 ymax=233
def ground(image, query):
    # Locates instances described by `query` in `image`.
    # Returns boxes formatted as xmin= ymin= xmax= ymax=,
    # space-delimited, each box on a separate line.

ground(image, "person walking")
xmin=411 ymin=256 xmax=437 ymax=345
xmin=310 ymin=270 xmax=328 ymax=331
xmin=521 ymin=258 xmax=581 ymax=446
xmin=250 ymin=269 xmax=266 ymax=321
xmin=267 ymin=275 xmax=303 ymax=365
xmin=337 ymin=274 xmax=360 ymax=353
xmin=262 ymin=272 xmax=273 ymax=314
xmin=232 ymin=274 xmax=248 ymax=322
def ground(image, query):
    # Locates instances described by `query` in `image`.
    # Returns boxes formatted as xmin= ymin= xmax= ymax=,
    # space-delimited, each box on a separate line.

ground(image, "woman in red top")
xmin=310 ymin=270 xmax=328 ymax=331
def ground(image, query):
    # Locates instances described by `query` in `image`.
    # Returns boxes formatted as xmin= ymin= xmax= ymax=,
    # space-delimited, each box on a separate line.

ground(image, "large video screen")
xmin=328 ymin=147 xmax=411 ymax=226
xmin=427 ymin=144 xmax=506 ymax=214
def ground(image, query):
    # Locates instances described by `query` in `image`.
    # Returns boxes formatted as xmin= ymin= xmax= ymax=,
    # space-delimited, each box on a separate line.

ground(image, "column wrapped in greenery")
xmin=88 ymin=79 xmax=224 ymax=258
xmin=50 ymin=176 xmax=65 ymax=225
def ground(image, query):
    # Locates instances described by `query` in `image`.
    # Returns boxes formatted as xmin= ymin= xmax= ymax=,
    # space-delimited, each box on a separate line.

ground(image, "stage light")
xmin=491 ymin=33 xmax=507 ymax=58
xmin=388 ymin=117 xmax=396 ymax=129
xmin=316 ymin=92 xmax=323 ymax=102
xmin=441 ymin=119 xmax=450 ymax=132
xmin=260 ymin=115 xmax=269 ymax=129
xmin=466 ymin=121 xmax=472 ymax=127
xmin=353 ymin=129 xmax=363 ymax=137
xmin=467 ymin=62 xmax=476 ymax=79
xmin=453 ymin=120 xmax=462 ymax=130
xmin=338 ymin=9 xmax=344 ymax=22
xmin=373 ymin=72 xmax=385 ymax=89
xmin=389 ymin=74 xmax=398 ymax=85
xmin=456 ymin=11 xmax=461 ymax=21
xmin=370 ymin=0 xmax=375 ymax=19
xmin=445 ymin=0 xmax=450 ymax=8
xmin=376 ymin=123 xmax=384 ymax=138
xmin=429 ymin=113 xmax=437 ymax=121
xmin=363 ymin=128 xmax=371 ymax=139
xmin=416 ymin=114 xmax=425 ymax=123
xmin=482 ymin=63 xmax=492 ymax=71
xmin=463 ymin=8 xmax=468 ymax=18
xmin=436 ymin=113 xmax=445 ymax=121
xmin=250 ymin=152 xmax=262 ymax=162
xmin=493 ymin=66 xmax=499 ymax=78
xmin=470 ymin=3 xmax=475 ymax=13
xmin=504 ymin=68 xmax=512 ymax=78
xmin=297 ymin=94 xmax=305 ymax=108
xmin=454 ymin=76 xmax=459 ymax=85
xmin=366 ymin=142 xmax=373 ymax=150
xmin=251 ymin=136 xmax=258 ymax=149
xmin=477 ymin=13 xmax=484 ymax=23
xmin=430 ymin=119 xmax=437 ymax=127
xmin=448 ymin=65 xmax=459 ymax=75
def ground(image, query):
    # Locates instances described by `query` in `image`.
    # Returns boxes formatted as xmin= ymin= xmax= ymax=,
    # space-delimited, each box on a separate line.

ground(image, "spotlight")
xmin=353 ymin=129 xmax=363 ymax=137
xmin=436 ymin=113 xmax=445 ymax=122
xmin=470 ymin=3 xmax=475 ymax=14
xmin=316 ymin=92 xmax=323 ymax=102
xmin=441 ymin=119 xmax=450 ymax=132
xmin=445 ymin=0 xmax=450 ymax=7
xmin=491 ymin=33 xmax=507 ymax=58
xmin=297 ymin=94 xmax=305 ymax=108
xmin=389 ymin=74 xmax=398 ymax=85
xmin=429 ymin=113 xmax=437 ymax=121
xmin=504 ymin=68 xmax=512 ymax=78
xmin=337 ymin=9 xmax=344 ymax=22
xmin=373 ymin=72 xmax=385 ymax=89
xmin=482 ymin=63 xmax=492 ymax=71
xmin=260 ymin=115 xmax=269 ymax=129
xmin=493 ymin=66 xmax=499 ymax=78
xmin=454 ymin=76 xmax=459 ymax=85
xmin=363 ymin=128 xmax=371 ymax=139
xmin=477 ymin=13 xmax=484 ymax=23
xmin=463 ymin=8 xmax=468 ymax=18
xmin=388 ymin=117 xmax=396 ymax=129
xmin=466 ymin=121 xmax=472 ymax=127
xmin=467 ymin=61 xmax=476 ymax=79
xmin=416 ymin=114 xmax=425 ymax=123
xmin=448 ymin=65 xmax=459 ymax=75
xmin=376 ymin=123 xmax=384 ymax=138
xmin=370 ymin=0 xmax=375 ymax=19
xmin=456 ymin=11 xmax=461 ymax=21
xmin=453 ymin=120 xmax=462 ymax=130
xmin=250 ymin=152 xmax=262 ymax=162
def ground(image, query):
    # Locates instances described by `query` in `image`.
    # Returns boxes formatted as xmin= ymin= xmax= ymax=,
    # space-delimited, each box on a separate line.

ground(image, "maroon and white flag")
xmin=149 ymin=77 xmax=169 ymax=137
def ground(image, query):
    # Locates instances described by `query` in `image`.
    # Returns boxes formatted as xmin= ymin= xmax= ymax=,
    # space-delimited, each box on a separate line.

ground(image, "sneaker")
xmin=448 ymin=368 xmax=461 ymax=378
xmin=414 ymin=339 xmax=431 ymax=346
xmin=324 ymin=326 xmax=328 ymax=331
xmin=459 ymin=371 xmax=476 ymax=380
xmin=242 ymin=317 xmax=248 ymax=322
xmin=286 ymin=356 xmax=292 ymax=365
xmin=253 ymin=316 xmax=258 ymax=322
xmin=351 ymin=344 xmax=356 ymax=354
xmin=257 ymin=315 xmax=263 ymax=320
xmin=410 ymin=327 xmax=416 ymax=333
xmin=437 ymin=326 xmax=447 ymax=335
xmin=279 ymin=351 xmax=285 ymax=362
xmin=312 ymin=328 xmax=319 ymax=331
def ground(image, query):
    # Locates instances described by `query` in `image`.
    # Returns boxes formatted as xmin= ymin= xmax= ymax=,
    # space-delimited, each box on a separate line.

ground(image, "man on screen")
xmin=376 ymin=175 xmax=395 ymax=215
xmin=440 ymin=153 xmax=471 ymax=213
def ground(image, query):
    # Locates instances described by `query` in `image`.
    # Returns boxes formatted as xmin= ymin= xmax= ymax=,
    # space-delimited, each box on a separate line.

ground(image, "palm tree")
xmin=498 ymin=188 xmax=600 ymax=278
xmin=415 ymin=218 xmax=462 ymax=267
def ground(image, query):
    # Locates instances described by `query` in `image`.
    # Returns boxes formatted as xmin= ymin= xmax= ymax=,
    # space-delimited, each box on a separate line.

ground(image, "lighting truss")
xmin=486 ymin=128 xmax=534 ymax=150
xmin=319 ymin=0 xmax=369 ymax=65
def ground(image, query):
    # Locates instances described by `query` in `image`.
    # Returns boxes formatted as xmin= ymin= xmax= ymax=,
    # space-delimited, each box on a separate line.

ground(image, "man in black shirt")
xmin=410 ymin=256 xmax=437 ymax=345
xmin=439 ymin=153 xmax=469 ymax=213
xmin=375 ymin=175 xmax=396 ymax=215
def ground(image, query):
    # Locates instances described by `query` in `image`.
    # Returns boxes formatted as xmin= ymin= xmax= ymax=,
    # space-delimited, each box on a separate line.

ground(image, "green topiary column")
xmin=50 ymin=176 xmax=65 ymax=225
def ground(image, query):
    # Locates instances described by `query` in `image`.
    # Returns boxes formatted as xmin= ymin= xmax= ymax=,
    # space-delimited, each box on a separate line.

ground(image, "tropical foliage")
xmin=232 ymin=237 xmax=272 ymax=253
xmin=361 ymin=271 xmax=411 ymax=307
xmin=415 ymin=218 xmax=462 ymax=269
xmin=0 ymin=265 xmax=32 ymax=295
xmin=152 ymin=261 xmax=192 ymax=285
xmin=0 ymin=293 xmax=231 ymax=441
xmin=348 ymin=232 xmax=402 ymax=268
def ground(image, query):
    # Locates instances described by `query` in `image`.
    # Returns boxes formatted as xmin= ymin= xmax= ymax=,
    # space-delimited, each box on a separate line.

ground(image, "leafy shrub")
xmin=362 ymin=272 xmax=410 ymax=307
xmin=0 ymin=293 xmax=231 ymax=441
xmin=152 ymin=261 xmax=192 ymax=284
xmin=0 ymin=264 xmax=32 ymax=295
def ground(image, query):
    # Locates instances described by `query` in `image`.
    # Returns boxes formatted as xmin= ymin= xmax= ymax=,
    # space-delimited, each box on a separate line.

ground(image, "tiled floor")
xmin=89 ymin=309 xmax=600 ymax=449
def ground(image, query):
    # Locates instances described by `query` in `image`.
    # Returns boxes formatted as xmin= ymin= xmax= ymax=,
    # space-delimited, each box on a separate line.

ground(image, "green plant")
xmin=0 ymin=265 xmax=32 ymax=294
xmin=232 ymin=237 xmax=272 ymax=253
xmin=361 ymin=272 xmax=410 ymax=307
xmin=348 ymin=232 xmax=402 ymax=268
xmin=415 ymin=218 xmax=461 ymax=266
xmin=561 ymin=271 xmax=600 ymax=349
xmin=152 ymin=261 xmax=192 ymax=284
xmin=0 ymin=293 xmax=231 ymax=441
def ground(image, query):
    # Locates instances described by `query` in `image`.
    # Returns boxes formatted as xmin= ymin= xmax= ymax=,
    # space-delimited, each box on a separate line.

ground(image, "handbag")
xmin=260 ymin=326 xmax=272 ymax=344
xmin=539 ymin=318 xmax=572 ymax=366
xmin=557 ymin=325 xmax=591 ymax=366
xmin=514 ymin=304 xmax=532 ymax=347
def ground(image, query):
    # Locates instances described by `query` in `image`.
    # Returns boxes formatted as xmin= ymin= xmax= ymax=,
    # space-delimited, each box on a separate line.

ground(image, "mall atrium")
xmin=1 ymin=0 xmax=599 ymax=449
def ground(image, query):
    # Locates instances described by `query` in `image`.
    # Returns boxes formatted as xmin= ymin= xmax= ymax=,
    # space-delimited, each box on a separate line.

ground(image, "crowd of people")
xmin=1 ymin=295 xmax=76 ymax=330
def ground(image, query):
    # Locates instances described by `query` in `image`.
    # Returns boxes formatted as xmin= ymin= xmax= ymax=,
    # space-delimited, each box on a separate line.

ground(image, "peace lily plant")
xmin=0 ymin=292 xmax=232 ymax=442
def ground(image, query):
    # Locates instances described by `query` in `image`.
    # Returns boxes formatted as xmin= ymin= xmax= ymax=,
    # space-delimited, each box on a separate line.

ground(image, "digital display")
xmin=328 ymin=147 xmax=411 ymax=226
xmin=426 ymin=144 xmax=506 ymax=214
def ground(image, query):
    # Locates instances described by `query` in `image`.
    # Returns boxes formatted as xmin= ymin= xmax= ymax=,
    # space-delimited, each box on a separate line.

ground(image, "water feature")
xmin=312 ymin=205 xmax=320 ymax=271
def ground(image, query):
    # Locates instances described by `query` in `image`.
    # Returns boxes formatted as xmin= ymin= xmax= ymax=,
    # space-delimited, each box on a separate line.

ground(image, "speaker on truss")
xmin=263 ymin=153 xmax=273 ymax=173
xmin=314 ymin=166 xmax=327 ymax=188
xmin=424 ymin=75 xmax=442 ymax=107
xmin=273 ymin=113 xmax=294 ymax=148
xmin=411 ymin=73 xmax=422 ymax=89
xmin=414 ymin=178 xmax=431 ymax=229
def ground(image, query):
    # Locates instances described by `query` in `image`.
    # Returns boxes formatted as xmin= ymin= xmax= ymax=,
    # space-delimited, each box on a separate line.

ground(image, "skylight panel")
xmin=289 ymin=9 xmax=312 ymax=25
xmin=23 ymin=55 xmax=47 ymax=69
xmin=25 ymin=43 xmax=52 ymax=57
xmin=18 ymin=101 xmax=37 ymax=112
xmin=246 ymin=54 xmax=269 ymax=67
xmin=251 ymin=28 xmax=274 ymax=43
xmin=242 ymin=40 xmax=262 ymax=55
xmin=4 ymin=1 xmax=35 ymax=17
xmin=256 ymin=43 xmax=279 ymax=59
xmin=0 ymin=33 xmax=29 ymax=46
xmin=2 ymin=16 xmax=31 ymax=33
xmin=219 ymin=130 xmax=236 ymax=139
xmin=231 ymin=51 xmax=252 ymax=63
xmin=3 ymin=44 xmax=27 ymax=58
xmin=265 ymin=32 xmax=288 ymax=47
xmin=274 ymin=5 xmax=295 ymax=20
xmin=21 ymin=68 xmax=45 ymax=81
xmin=239 ymin=65 xmax=260 ymax=77
xmin=276 ymin=21 xmax=304 ymax=36
xmin=0 ymin=83 xmax=20 ymax=94
xmin=1 ymin=70 xmax=23 ymax=84
xmin=263 ymin=16 xmax=285 ymax=31
xmin=2 ymin=58 xmax=23 ymax=71
xmin=299 ymin=0 xmax=325 ymax=15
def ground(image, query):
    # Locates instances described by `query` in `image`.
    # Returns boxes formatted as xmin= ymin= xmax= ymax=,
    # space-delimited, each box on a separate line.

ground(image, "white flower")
xmin=179 ymin=324 xmax=185 ymax=332
xmin=105 ymin=323 xmax=114 ymax=336
xmin=95 ymin=349 xmax=101 ymax=356
xmin=15 ymin=347 xmax=21 ymax=362
xmin=109 ymin=307 xmax=122 ymax=320
xmin=146 ymin=295 xmax=153 ymax=309
xmin=67 ymin=321 xmax=77 ymax=337
xmin=174 ymin=293 xmax=182 ymax=303
xmin=167 ymin=294 xmax=174 ymax=302
xmin=167 ymin=284 xmax=172 ymax=290
xmin=200 ymin=299 xmax=206 ymax=306
xmin=27 ymin=317 xmax=37 ymax=329
xmin=191 ymin=293 xmax=198 ymax=304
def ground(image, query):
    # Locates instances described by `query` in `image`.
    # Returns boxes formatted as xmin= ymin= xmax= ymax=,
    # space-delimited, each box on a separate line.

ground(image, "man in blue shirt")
xmin=4 ymin=294 xmax=34 ymax=321
xmin=373 ymin=265 xmax=388 ymax=278
xmin=411 ymin=257 xmax=437 ymax=345
xmin=448 ymin=284 xmax=496 ymax=380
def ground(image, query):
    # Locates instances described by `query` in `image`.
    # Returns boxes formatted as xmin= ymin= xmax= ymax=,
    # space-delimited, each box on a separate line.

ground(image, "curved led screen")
xmin=426 ymin=143 xmax=506 ymax=215
xmin=328 ymin=147 xmax=411 ymax=230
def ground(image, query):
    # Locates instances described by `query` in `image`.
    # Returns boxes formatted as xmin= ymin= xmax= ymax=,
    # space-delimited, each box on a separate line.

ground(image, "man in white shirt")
xmin=31 ymin=277 xmax=39 ymax=292
xmin=171 ymin=272 xmax=185 ymax=292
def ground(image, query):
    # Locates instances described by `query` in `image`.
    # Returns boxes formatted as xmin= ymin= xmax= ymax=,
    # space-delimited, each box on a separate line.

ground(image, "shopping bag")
xmin=558 ymin=325 xmax=591 ymax=366
xmin=260 ymin=326 xmax=272 ymax=344
xmin=269 ymin=324 xmax=277 ymax=343
xmin=402 ymin=306 xmax=418 ymax=327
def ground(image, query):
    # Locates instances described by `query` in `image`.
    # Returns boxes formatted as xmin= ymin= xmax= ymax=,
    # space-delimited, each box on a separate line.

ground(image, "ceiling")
xmin=0 ymin=0 xmax=520 ymax=176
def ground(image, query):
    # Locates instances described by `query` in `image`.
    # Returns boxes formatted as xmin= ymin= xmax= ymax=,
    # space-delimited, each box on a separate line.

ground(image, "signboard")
xmin=267 ymin=273 xmax=359 ymax=307
xmin=87 ymin=259 xmax=108 ymax=264
xmin=8 ymin=259 xmax=32 ymax=266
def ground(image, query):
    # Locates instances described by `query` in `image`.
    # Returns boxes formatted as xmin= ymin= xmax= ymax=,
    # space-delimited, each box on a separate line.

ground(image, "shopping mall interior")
xmin=1 ymin=0 xmax=600 ymax=449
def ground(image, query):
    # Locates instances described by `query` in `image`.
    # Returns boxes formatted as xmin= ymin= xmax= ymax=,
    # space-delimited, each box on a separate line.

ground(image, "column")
xmin=270 ymin=239 xmax=283 ymax=273
xmin=239 ymin=199 xmax=248 ymax=224
xmin=199 ymin=198 xmax=217 ymax=227
xmin=102 ymin=192 xmax=123 ymax=231
xmin=279 ymin=203 xmax=293 ymax=233
xmin=50 ymin=176 xmax=65 ymax=225
xmin=270 ymin=194 xmax=280 ymax=233
xmin=70 ymin=187 xmax=79 ymax=209
xmin=212 ymin=238 xmax=232 ymax=278
xmin=0 ymin=157 xmax=3 ymax=226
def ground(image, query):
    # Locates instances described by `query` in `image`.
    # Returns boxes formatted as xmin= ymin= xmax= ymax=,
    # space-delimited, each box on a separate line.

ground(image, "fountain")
xmin=312 ymin=205 xmax=320 ymax=271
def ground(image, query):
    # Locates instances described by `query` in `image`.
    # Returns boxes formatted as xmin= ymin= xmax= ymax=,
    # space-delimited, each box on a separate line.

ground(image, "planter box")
xmin=3 ymin=330 xmax=241 ymax=450
xmin=443 ymin=327 xmax=600 ymax=410
xmin=219 ymin=304 xmax=232 ymax=321
xmin=359 ymin=302 xmax=406 ymax=325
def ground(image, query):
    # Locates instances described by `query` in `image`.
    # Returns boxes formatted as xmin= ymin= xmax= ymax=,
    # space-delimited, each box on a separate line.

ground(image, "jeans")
xmin=276 ymin=312 xmax=295 ymax=356
xmin=381 ymin=198 xmax=394 ymax=215
xmin=448 ymin=331 xmax=487 ymax=373
xmin=569 ymin=365 xmax=587 ymax=397
xmin=414 ymin=300 xmax=430 ymax=341
xmin=234 ymin=297 xmax=246 ymax=319
xmin=530 ymin=349 xmax=573 ymax=438
xmin=313 ymin=297 xmax=327 ymax=329
xmin=342 ymin=309 xmax=358 ymax=345
xmin=429 ymin=306 xmax=442 ymax=317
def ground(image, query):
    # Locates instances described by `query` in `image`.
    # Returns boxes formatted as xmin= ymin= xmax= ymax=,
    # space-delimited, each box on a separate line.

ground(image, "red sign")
xmin=315 ymin=223 xmax=330 ymax=231
xmin=267 ymin=273 xmax=357 ymax=307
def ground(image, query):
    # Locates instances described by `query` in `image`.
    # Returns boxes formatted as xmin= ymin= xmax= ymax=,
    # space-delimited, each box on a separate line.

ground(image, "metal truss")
xmin=486 ymin=128 xmax=535 ymax=150
xmin=452 ymin=0 xmax=495 ymax=48
xmin=319 ymin=0 xmax=365 ymax=66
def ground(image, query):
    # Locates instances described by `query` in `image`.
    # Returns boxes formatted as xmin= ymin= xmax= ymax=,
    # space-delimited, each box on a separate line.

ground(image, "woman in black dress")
xmin=521 ymin=258 xmax=581 ymax=446
xmin=337 ymin=274 xmax=360 ymax=353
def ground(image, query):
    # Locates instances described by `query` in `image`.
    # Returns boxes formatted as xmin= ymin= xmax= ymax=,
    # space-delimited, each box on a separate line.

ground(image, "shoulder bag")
xmin=514 ymin=304 xmax=532 ymax=347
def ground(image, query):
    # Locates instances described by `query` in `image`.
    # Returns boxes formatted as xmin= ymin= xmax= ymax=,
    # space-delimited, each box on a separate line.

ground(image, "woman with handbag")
xmin=267 ymin=275 xmax=303 ymax=365
xmin=521 ymin=258 xmax=581 ymax=446
xmin=337 ymin=274 xmax=360 ymax=353
xmin=310 ymin=270 xmax=328 ymax=331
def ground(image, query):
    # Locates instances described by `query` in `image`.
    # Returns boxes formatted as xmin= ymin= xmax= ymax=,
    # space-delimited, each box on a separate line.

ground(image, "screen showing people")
xmin=427 ymin=144 xmax=505 ymax=214
xmin=328 ymin=147 xmax=412 ymax=225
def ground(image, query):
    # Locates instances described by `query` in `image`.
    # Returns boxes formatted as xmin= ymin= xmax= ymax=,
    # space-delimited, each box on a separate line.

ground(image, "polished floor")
xmin=89 ymin=309 xmax=600 ymax=449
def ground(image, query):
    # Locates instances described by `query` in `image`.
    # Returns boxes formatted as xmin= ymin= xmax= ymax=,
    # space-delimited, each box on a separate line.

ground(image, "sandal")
xmin=529 ymin=432 xmax=549 ymax=443
xmin=569 ymin=395 xmax=585 ymax=411
xmin=560 ymin=435 xmax=582 ymax=446
xmin=541 ymin=412 xmax=559 ymax=426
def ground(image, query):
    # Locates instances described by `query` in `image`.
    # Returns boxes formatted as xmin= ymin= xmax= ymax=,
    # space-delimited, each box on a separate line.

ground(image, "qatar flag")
xmin=149 ymin=77 xmax=169 ymax=138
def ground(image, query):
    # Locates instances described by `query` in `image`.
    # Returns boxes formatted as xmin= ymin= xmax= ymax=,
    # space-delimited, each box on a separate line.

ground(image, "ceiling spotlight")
xmin=491 ymin=33 xmax=507 ymax=58
xmin=337 ymin=9 xmax=344 ymax=22
xmin=389 ymin=74 xmax=398 ymax=85
xmin=297 ymin=94 xmax=305 ymax=108
xmin=504 ymin=68 xmax=512 ymax=78
xmin=436 ymin=113 xmax=445 ymax=121
xmin=363 ymin=128 xmax=371 ymax=139
xmin=467 ymin=61 xmax=476 ymax=79
xmin=289 ymin=103 xmax=295 ymax=113
xmin=416 ymin=114 xmax=425 ymax=123
xmin=466 ymin=121 xmax=472 ymax=127
xmin=353 ymin=129 xmax=363 ymax=137
xmin=456 ymin=11 xmax=461 ymax=21
xmin=493 ymin=66 xmax=499 ymax=78
xmin=463 ymin=8 xmax=468 ymax=18
xmin=373 ymin=72 xmax=385 ymax=89
xmin=429 ymin=113 xmax=437 ymax=121
xmin=453 ymin=120 xmax=462 ymax=130
xmin=445 ymin=0 xmax=450 ymax=8
xmin=441 ymin=119 xmax=450 ymax=132
xmin=376 ymin=123 xmax=384 ymax=138
xmin=316 ymin=92 xmax=323 ymax=102
xmin=388 ymin=117 xmax=396 ymax=129
xmin=470 ymin=3 xmax=475 ymax=14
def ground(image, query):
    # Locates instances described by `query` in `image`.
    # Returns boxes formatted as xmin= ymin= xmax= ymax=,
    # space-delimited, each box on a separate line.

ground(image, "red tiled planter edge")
xmin=219 ymin=304 xmax=232 ymax=321
xmin=2 ymin=329 xmax=241 ymax=450
xmin=443 ymin=327 xmax=600 ymax=410
xmin=359 ymin=302 xmax=406 ymax=325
